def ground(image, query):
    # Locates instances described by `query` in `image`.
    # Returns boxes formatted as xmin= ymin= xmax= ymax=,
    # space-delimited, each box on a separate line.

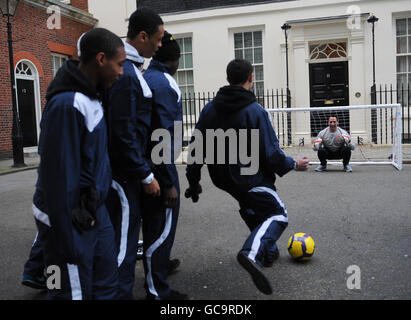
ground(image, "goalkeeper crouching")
xmin=313 ymin=116 xmax=355 ymax=172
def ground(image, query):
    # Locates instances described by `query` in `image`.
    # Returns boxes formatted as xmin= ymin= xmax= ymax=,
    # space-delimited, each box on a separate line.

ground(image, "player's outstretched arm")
xmin=294 ymin=157 xmax=310 ymax=171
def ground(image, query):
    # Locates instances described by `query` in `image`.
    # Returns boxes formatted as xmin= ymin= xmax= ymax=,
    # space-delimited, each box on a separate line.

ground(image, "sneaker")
xmin=237 ymin=252 xmax=273 ymax=295
xmin=146 ymin=289 xmax=189 ymax=300
xmin=22 ymin=273 xmax=46 ymax=290
xmin=315 ymin=165 xmax=327 ymax=172
xmin=167 ymin=259 xmax=180 ymax=275
xmin=344 ymin=164 xmax=353 ymax=172
xmin=262 ymin=249 xmax=280 ymax=268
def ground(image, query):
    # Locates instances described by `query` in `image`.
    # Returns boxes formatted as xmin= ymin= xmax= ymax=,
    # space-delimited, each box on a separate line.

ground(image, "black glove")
xmin=184 ymin=184 xmax=202 ymax=203
xmin=72 ymin=187 xmax=98 ymax=233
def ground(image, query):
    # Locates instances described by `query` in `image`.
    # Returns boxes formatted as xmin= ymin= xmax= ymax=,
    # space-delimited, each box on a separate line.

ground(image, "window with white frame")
xmin=51 ymin=53 xmax=69 ymax=78
xmin=234 ymin=31 xmax=264 ymax=96
xmin=175 ymin=37 xmax=194 ymax=115
xmin=396 ymin=18 xmax=411 ymax=95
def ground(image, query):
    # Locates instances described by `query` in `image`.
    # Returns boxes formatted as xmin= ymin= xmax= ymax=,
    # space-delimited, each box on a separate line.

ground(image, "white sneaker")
xmin=315 ymin=165 xmax=327 ymax=172
xmin=344 ymin=164 xmax=353 ymax=172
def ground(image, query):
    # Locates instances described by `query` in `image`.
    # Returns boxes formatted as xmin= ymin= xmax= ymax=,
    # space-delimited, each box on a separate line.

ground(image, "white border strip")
xmin=111 ymin=180 xmax=130 ymax=267
xmin=145 ymin=208 xmax=173 ymax=297
xmin=67 ymin=264 xmax=82 ymax=300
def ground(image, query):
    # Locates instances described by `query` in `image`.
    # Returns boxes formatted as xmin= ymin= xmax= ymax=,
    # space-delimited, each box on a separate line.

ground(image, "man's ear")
xmin=137 ymin=30 xmax=148 ymax=43
xmin=95 ymin=52 xmax=106 ymax=67
xmin=248 ymin=72 xmax=254 ymax=84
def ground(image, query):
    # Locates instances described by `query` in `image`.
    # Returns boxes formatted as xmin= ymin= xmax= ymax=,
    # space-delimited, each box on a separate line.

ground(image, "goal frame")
xmin=266 ymin=104 xmax=403 ymax=170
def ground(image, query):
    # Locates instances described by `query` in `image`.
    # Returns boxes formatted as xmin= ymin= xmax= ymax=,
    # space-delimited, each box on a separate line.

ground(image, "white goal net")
xmin=266 ymin=104 xmax=403 ymax=170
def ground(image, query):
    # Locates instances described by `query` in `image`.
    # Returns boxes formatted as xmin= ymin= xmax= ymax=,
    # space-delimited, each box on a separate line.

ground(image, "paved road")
xmin=0 ymin=164 xmax=410 ymax=300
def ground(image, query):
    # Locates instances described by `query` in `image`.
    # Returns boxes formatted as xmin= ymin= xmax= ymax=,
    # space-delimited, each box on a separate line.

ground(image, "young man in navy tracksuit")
xmin=185 ymin=59 xmax=309 ymax=295
xmin=142 ymin=31 xmax=187 ymax=300
xmin=105 ymin=8 xmax=164 ymax=299
xmin=31 ymin=28 xmax=126 ymax=299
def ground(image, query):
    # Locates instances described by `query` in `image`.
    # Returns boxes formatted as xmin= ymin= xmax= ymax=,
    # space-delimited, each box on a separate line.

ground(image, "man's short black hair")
xmin=127 ymin=8 xmax=164 ymax=40
xmin=79 ymin=28 xmax=124 ymax=64
xmin=226 ymin=59 xmax=253 ymax=85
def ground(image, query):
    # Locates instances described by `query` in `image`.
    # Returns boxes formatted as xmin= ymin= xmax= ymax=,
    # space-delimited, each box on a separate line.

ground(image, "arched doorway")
xmin=15 ymin=60 xmax=41 ymax=148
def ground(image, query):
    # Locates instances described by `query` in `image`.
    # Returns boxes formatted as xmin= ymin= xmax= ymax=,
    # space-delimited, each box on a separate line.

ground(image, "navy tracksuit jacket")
xmin=142 ymin=60 xmax=183 ymax=298
xmin=105 ymin=42 xmax=154 ymax=299
xmin=186 ymin=85 xmax=295 ymax=266
xmin=31 ymin=60 xmax=118 ymax=299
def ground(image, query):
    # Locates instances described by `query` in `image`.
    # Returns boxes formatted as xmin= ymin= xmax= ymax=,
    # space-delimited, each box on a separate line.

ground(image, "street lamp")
xmin=281 ymin=22 xmax=292 ymax=145
xmin=0 ymin=0 xmax=25 ymax=167
xmin=367 ymin=13 xmax=379 ymax=87
xmin=367 ymin=13 xmax=379 ymax=143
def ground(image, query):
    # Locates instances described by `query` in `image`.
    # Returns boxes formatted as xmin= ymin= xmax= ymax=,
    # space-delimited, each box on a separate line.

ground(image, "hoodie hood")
xmin=124 ymin=40 xmax=145 ymax=65
xmin=46 ymin=59 xmax=101 ymax=101
xmin=213 ymin=85 xmax=257 ymax=114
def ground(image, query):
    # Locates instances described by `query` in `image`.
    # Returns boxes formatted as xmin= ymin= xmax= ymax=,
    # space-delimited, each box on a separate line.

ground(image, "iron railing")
xmin=181 ymin=89 xmax=290 ymax=145
xmin=371 ymin=84 xmax=410 ymax=143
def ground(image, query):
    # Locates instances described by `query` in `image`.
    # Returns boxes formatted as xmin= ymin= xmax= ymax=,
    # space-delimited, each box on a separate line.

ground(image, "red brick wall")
xmin=0 ymin=1 xmax=93 ymax=158
xmin=71 ymin=0 xmax=89 ymax=12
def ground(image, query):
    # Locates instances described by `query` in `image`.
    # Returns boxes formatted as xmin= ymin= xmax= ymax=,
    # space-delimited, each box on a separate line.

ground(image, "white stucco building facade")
xmin=88 ymin=0 xmax=411 ymax=144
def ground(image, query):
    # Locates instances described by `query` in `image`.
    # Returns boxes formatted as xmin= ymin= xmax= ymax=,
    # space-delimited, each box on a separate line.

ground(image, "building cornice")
xmin=23 ymin=0 xmax=98 ymax=26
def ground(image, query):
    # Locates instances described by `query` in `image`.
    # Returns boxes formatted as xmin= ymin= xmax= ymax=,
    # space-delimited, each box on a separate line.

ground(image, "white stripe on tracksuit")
xmin=145 ymin=208 xmax=173 ymax=297
xmin=67 ymin=264 xmax=82 ymax=300
xmin=111 ymin=180 xmax=130 ymax=267
xmin=247 ymin=186 xmax=288 ymax=263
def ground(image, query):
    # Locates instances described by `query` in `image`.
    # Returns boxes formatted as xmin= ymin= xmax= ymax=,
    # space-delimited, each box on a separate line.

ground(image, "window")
xmin=309 ymin=42 xmax=347 ymax=60
xmin=396 ymin=18 xmax=411 ymax=92
xmin=51 ymin=53 xmax=68 ymax=78
xmin=234 ymin=31 xmax=264 ymax=95
xmin=175 ymin=37 xmax=194 ymax=114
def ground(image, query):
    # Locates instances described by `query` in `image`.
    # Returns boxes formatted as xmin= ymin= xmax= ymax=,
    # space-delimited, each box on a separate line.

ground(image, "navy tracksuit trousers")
xmin=237 ymin=186 xmax=288 ymax=266
xmin=141 ymin=184 xmax=180 ymax=299
xmin=35 ymin=204 xmax=118 ymax=300
xmin=106 ymin=179 xmax=142 ymax=300
xmin=23 ymin=232 xmax=45 ymax=279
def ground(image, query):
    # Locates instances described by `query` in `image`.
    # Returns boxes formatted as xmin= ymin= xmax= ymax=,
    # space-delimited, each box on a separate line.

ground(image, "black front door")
xmin=309 ymin=61 xmax=349 ymax=137
xmin=17 ymin=79 xmax=38 ymax=147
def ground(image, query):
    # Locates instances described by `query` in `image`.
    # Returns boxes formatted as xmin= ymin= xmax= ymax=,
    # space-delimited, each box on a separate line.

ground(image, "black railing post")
xmin=371 ymin=84 xmax=377 ymax=143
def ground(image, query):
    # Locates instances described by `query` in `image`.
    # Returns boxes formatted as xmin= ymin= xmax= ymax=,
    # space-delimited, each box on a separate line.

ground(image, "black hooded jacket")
xmin=186 ymin=84 xmax=295 ymax=197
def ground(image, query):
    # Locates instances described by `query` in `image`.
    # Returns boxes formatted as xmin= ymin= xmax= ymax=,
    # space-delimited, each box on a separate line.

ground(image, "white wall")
xmin=88 ymin=0 xmax=136 ymax=37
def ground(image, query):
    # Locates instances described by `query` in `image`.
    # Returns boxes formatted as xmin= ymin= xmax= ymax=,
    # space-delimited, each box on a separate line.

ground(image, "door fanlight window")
xmin=309 ymin=42 xmax=347 ymax=60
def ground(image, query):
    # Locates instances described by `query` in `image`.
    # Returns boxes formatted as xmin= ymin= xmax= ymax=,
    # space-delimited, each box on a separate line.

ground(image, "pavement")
xmin=1 ymin=144 xmax=411 ymax=176
xmin=1 ymin=163 xmax=410 ymax=301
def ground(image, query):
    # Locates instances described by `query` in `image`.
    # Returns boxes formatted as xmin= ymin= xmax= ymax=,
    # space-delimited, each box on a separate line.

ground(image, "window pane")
xmin=178 ymin=71 xmax=186 ymax=85
xmin=186 ymin=70 xmax=194 ymax=85
xmin=409 ymin=56 xmax=411 ymax=72
xmin=234 ymin=33 xmax=243 ymax=49
xmin=408 ymin=18 xmax=411 ymax=34
xmin=244 ymin=32 xmax=252 ymax=48
xmin=397 ymin=74 xmax=406 ymax=89
xmin=397 ymin=19 xmax=406 ymax=36
xmin=184 ymin=53 xmax=193 ymax=68
xmin=409 ymin=36 xmax=411 ymax=53
xmin=179 ymin=55 xmax=185 ymax=69
xmin=397 ymin=36 xmax=407 ymax=53
xmin=397 ymin=56 xmax=407 ymax=72
xmin=254 ymin=48 xmax=263 ymax=63
xmin=254 ymin=65 xmax=264 ymax=81
xmin=244 ymin=48 xmax=253 ymax=63
xmin=235 ymin=49 xmax=243 ymax=59
xmin=253 ymin=31 xmax=262 ymax=47
xmin=176 ymin=38 xmax=183 ymax=50
xmin=255 ymin=82 xmax=264 ymax=96
xmin=184 ymin=37 xmax=192 ymax=52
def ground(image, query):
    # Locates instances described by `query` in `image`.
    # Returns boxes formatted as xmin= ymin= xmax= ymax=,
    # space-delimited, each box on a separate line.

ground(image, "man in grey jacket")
xmin=313 ymin=116 xmax=355 ymax=172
